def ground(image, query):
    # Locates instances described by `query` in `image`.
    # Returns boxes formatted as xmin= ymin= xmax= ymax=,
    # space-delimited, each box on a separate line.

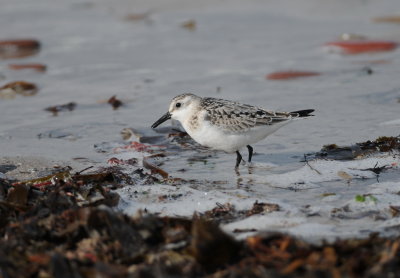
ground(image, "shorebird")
xmin=151 ymin=93 xmax=314 ymax=168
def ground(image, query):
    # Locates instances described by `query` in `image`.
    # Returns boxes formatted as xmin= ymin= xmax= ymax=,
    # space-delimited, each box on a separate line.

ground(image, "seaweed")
xmin=108 ymin=95 xmax=123 ymax=110
xmin=45 ymin=102 xmax=77 ymax=116
xmin=1 ymin=169 xmax=400 ymax=277
xmin=314 ymin=135 xmax=400 ymax=160
xmin=0 ymin=81 xmax=38 ymax=98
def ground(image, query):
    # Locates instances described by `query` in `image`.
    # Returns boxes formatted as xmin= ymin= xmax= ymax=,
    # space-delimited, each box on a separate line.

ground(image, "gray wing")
xmin=201 ymin=97 xmax=291 ymax=133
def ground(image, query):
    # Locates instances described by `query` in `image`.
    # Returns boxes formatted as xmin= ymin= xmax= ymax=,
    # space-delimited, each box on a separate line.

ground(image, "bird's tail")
xmin=290 ymin=109 xmax=314 ymax=118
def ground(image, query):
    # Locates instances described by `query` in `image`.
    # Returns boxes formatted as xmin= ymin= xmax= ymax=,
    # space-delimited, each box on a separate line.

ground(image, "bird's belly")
xmin=187 ymin=122 xmax=289 ymax=153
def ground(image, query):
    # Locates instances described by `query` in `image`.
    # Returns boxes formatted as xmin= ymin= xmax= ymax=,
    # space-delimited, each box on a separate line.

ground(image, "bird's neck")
xmin=181 ymin=107 xmax=202 ymax=133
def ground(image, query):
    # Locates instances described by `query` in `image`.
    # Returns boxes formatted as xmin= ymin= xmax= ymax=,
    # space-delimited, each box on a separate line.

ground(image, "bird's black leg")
xmin=247 ymin=145 xmax=253 ymax=162
xmin=235 ymin=151 xmax=242 ymax=168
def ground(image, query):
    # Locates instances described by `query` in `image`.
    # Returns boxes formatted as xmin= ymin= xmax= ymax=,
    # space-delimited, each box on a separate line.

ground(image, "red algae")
xmin=266 ymin=71 xmax=321 ymax=80
xmin=325 ymin=40 xmax=398 ymax=54
xmin=0 ymin=39 xmax=40 ymax=59
xmin=8 ymin=63 xmax=46 ymax=72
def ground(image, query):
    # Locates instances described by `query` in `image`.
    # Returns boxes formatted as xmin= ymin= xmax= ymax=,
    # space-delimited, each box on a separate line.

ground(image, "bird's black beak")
xmin=151 ymin=112 xmax=171 ymax=128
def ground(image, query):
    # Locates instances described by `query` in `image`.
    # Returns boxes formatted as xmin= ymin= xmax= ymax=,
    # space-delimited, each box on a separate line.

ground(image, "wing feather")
xmin=201 ymin=97 xmax=291 ymax=133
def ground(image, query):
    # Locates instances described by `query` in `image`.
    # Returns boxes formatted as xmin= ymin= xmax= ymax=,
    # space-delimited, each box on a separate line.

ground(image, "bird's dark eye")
xmin=175 ymin=102 xmax=181 ymax=108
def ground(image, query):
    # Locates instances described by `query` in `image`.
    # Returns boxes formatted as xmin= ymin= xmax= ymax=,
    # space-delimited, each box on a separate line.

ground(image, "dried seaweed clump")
xmin=357 ymin=136 xmax=400 ymax=152
xmin=1 ymin=167 xmax=400 ymax=277
xmin=316 ymin=135 xmax=400 ymax=160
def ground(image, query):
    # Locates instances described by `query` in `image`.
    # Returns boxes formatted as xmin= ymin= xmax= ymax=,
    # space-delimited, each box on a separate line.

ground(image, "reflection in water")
xmin=236 ymin=177 xmax=243 ymax=188
xmin=235 ymin=165 xmax=256 ymax=189
xmin=247 ymin=164 xmax=255 ymax=175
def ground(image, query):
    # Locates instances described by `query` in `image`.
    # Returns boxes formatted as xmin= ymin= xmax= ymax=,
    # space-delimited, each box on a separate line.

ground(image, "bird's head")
xmin=151 ymin=93 xmax=201 ymax=128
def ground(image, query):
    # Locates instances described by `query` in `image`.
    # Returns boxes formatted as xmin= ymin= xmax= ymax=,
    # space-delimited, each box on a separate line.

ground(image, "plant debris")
xmin=266 ymin=70 xmax=321 ymax=80
xmin=123 ymin=12 xmax=151 ymax=23
xmin=2 ymin=156 xmax=400 ymax=278
xmin=0 ymin=39 xmax=40 ymax=59
xmin=355 ymin=194 xmax=378 ymax=203
xmin=108 ymin=95 xmax=123 ymax=110
xmin=358 ymin=136 xmax=400 ymax=152
xmin=107 ymin=157 xmax=138 ymax=166
xmin=324 ymin=40 xmax=398 ymax=54
xmin=8 ymin=63 xmax=47 ymax=72
xmin=143 ymin=153 xmax=169 ymax=179
xmin=44 ymin=102 xmax=77 ymax=116
xmin=247 ymin=201 xmax=280 ymax=216
xmin=2 ymin=173 xmax=400 ymax=278
xmin=114 ymin=141 xmax=166 ymax=153
xmin=337 ymin=170 xmax=352 ymax=182
xmin=373 ymin=15 xmax=400 ymax=24
xmin=339 ymin=33 xmax=367 ymax=41
xmin=3 ymin=134 xmax=399 ymax=276
xmin=314 ymin=136 xmax=400 ymax=160
xmin=181 ymin=19 xmax=196 ymax=31
xmin=389 ymin=206 xmax=400 ymax=217
xmin=203 ymin=201 xmax=280 ymax=223
xmin=0 ymin=81 xmax=38 ymax=99
xmin=120 ymin=127 xmax=165 ymax=143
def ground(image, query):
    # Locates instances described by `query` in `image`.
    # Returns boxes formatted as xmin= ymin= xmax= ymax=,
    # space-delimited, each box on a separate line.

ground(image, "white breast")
xmin=182 ymin=113 xmax=292 ymax=153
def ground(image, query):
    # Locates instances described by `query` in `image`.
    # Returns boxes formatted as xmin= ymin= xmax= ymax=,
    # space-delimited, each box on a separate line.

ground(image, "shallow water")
xmin=1 ymin=0 xmax=400 ymax=241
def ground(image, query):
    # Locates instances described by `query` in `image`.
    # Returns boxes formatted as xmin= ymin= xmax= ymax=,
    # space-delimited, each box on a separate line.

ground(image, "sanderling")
xmin=151 ymin=93 xmax=314 ymax=168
